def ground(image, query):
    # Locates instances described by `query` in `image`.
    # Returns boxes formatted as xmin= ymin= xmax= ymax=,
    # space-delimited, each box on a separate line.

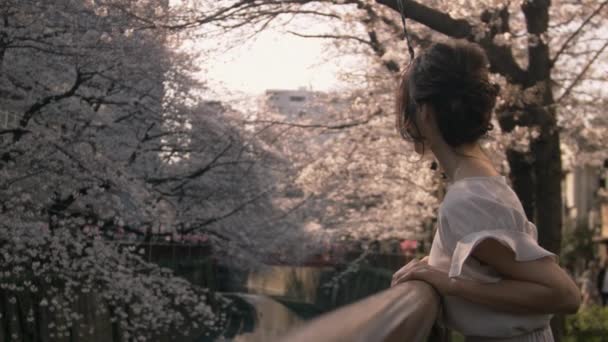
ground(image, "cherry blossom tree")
xmin=248 ymin=88 xmax=439 ymax=245
xmin=180 ymin=0 xmax=608 ymax=258
xmin=175 ymin=2 xmax=607 ymax=338
xmin=0 ymin=0 xmax=297 ymax=339
xmin=3 ymin=0 xmax=607 ymax=338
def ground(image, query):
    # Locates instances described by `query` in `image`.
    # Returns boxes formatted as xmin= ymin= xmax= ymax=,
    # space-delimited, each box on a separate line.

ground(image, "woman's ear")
xmin=419 ymin=103 xmax=435 ymax=126
xmin=418 ymin=104 xmax=440 ymax=142
xmin=419 ymin=103 xmax=428 ymax=122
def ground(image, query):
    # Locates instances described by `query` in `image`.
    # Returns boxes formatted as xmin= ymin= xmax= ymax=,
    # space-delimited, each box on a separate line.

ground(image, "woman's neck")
xmin=430 ymin=141 xmax=496 ymax=182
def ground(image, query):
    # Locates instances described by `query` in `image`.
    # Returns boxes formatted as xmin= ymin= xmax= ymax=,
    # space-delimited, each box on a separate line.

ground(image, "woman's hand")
xmin=391 ymin=256 xmax=454 ymax=296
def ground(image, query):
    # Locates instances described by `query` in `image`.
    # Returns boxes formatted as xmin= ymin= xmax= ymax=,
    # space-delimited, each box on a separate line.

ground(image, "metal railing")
xmin=279 ymin=280 xmax=444 ymax=342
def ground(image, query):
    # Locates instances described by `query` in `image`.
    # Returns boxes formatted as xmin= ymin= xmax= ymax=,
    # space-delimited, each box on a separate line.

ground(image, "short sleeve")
xmin=439 ymin=189 xmax=559 ymax=280
xmin=448 ymin=227 xmax=559 ymax=279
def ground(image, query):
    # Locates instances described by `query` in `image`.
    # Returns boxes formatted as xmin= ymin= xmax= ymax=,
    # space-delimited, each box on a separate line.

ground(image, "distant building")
xmin=264 ymin=87 xmax=348 ymax=122
xmin=596 ymin=161 xmax=608 ymax=263
xmin=563 ymin=161 xmax=608 ymax=263
xmin=563 ymin=165 xmax=601 ymax=230
xmin=265 ymin=87 xmax=317 ymax=120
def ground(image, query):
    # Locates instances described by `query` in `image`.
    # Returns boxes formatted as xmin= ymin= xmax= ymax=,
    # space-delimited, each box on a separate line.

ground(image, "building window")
xmin=289 ymin=96 xmax=306 ymax=102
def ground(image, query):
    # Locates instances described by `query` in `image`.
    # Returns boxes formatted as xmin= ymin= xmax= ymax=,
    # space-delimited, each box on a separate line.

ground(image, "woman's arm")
xmin=449 ymin=272 xmax=578 ymax=315
xmin=392 ymin=239 xmax=581 ymax=315
xmin=450 ymin=237 xmax=581 ymax=315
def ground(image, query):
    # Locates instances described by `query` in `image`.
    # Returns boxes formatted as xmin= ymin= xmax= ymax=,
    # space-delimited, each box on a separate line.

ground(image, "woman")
xmin=390 ymin=40 xmax=580 ymax=341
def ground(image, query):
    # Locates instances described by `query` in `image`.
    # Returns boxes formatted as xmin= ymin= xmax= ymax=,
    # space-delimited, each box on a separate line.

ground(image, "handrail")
xmin=278 ymin=280 xmax=442 ymax=342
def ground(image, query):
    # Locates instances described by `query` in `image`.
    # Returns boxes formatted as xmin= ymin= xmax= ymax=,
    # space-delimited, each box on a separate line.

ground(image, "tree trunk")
xmin=506 ymin=149 xmax=535 ymax=221
xmin=531 ymin=126 xmax=563 ymax=257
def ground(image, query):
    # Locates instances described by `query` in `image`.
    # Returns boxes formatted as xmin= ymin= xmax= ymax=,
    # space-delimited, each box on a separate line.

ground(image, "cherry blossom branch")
xmin=375 ymin=0 xmax=527 ymax=84
xmin=287 ymin=31 xmax=374 ymax=47
xmin=557 ymin=40 xmax=608 ymax=103
xmin=243 ymin=108 xmax=383 ymax=130
xmin=550 ymin=0 xmax=608 ymax=66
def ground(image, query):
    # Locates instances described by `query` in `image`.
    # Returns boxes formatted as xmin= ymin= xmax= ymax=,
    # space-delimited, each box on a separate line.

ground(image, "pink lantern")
xmin=400 ymin=239 xmax=418 ymax=253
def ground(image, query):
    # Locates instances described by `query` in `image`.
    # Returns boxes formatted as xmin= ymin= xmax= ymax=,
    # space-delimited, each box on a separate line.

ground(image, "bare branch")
xmin=19 ymin=67 xmax=103 ymax=131
xmin=375 ymin=0 xmax=470 ymax=37
xmin=177 ymin=190 xmax=272 ymax=235
xmin=557 ymin=40 xmax=608 ymax=103
xmin=243 ymin=108 xmax=383 ymax=130
xmin=375 ymin=0 xmax=527 ymax=83
xmin=551 ymin=0 xmax=608 ymax=66
xmin=146 ymin=140 xmax=235 ymax=188
xmin=286 ymin=30 xmax=373 ymax=47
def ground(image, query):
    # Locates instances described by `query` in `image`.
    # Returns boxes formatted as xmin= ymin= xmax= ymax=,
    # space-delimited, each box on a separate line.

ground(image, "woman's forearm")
xmin=448 ymin=276 xmax=572 ymax=315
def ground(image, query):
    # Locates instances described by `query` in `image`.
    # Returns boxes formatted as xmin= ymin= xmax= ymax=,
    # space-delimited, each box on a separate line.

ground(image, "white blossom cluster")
xmin=0 ymin=0 xmax=263 ymax=339
xmin=0 ymin=217 xmax=225 ymax=340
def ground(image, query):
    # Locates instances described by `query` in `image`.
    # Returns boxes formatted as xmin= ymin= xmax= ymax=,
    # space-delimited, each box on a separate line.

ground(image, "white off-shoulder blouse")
xmin=428 ymin=175 xmax=557 ymax=341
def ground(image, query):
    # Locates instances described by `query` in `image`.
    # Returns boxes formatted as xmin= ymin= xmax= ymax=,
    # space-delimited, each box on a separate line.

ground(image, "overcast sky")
xmin=196 ymin=27 xmax=364 ymax=104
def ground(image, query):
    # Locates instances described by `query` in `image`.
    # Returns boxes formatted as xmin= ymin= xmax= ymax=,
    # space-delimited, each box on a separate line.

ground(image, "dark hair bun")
xmin=403 ymin=40 xmax=499 ymax=146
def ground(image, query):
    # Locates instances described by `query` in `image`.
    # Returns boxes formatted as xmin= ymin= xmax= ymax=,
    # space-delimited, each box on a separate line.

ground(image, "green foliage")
xmin=444 ymin=306 xmax=608 ymax=342
xmin=560 ymin=221 xmax=597 ymax=269
xmin=450 ymin=330 xmax=466 ymax=342
xmin=565 ymin=305 xmax=608 ymax=341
